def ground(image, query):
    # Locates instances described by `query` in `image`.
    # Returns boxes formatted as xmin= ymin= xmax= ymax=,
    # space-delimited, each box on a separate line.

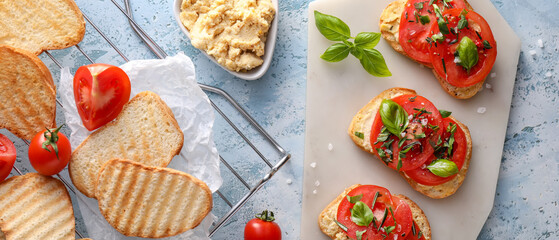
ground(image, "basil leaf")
xmin=439 ymin=109 xmax=452 ymax=118
xmin=347 ymin=194 xmax=363 ymax=204
xmin=352 ymin=48 xmax=392 ymax=77
xmin=427 ymin=159 xmax=458 ymax=177
xmin=414 ymin=2 xmax=424 ymax=10
xmin=356 ymin=230 xmax=366 ymax=240
xmin=457 ymin=14 xmax=468 ymax=30
xmin=314 ymin=11 xmax=351 ymax=41
xmin=351 ymin=201 xmax=374 ymax=226
xmin=456 ymin=36 xmax=479 ymax=73
xmin=379 ymin=99 xmax=409 ymax=137
xmin=320 ymin=43 xmax=351 ymax=62
xmin=419 ymin=15 xmax=430 ymax=25
xmin=483 ymin=40 xmax=493 ymax=49
xmin=354 ymin=32 xmax=381 ymax=49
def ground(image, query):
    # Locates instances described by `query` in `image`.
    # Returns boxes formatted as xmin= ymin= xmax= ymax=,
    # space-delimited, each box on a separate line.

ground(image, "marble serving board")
xmin=302 ymin=0 xmax=521 ymax=239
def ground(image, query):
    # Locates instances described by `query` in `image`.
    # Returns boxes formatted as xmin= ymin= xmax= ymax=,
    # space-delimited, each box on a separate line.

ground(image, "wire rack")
xmin=8 ymin=0 xmax=290 ymax=238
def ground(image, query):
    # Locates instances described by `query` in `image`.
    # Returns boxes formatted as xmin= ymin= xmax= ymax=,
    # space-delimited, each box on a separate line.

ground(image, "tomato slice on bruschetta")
xmin=336 ymin=185 xmax=413 ymax=240
xmin=370 ymin=94 xmax=443 ymax=171
xmin=404 ymin=117 xmax=468 ymax=185
xmin=428 ymin=8 xmax=497 ymax=87
xmin=399 ymin=0 xmax=468 ymax=65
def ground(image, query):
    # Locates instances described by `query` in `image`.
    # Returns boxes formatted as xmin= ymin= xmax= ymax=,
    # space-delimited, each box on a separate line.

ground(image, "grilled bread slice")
xmin=0 ymin=45 xmax=56 ymax=140
xmin=318 ymin=184 xmax=431 ymax=240
xmin=379 ymin=0 xmax=482 ymax=99
xmin=0 ymin=173 xmax=75 ymax=240
xmin=69 ymin=91 xmax=184 ymax=198
xmin=348 ymin=88 xmax=472 ymax=199
xmin=96 ymin=159 xmax=212 ymax=238
xmin=0 ymin=0 xmax=85 ymax=55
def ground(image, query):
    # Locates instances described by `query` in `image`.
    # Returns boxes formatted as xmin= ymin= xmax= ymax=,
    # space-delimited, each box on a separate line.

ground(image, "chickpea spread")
xmin=180 ymin=0 xmax=275 ymax=72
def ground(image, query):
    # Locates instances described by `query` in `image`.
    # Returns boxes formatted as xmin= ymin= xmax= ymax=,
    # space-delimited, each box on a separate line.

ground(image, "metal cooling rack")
xmin=9 ymin=0 xmax=290 ymax=238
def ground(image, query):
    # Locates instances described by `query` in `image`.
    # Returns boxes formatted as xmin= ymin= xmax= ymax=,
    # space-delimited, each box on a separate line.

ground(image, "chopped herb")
xmin=418 ymin=231 xmax=423 ymax=239
xmin=475 ymin=30 xmax=482 ymax=40
xmin=427 ymin=9 xmax=432 ymax=14
xmin=412 ymin=222 xmax=417 ymax=236
xmin=425 ymin=37 xmax=434 ymax=46
xmin=408 ymin=39 xmax=412 ymax=43
xmin=334 ymin=219 xmax=348 ymax=231
xmin=457 ymin=10 xmax=469 ymax=30
xmin=442 ymin=57 xmax=447 ymax=74
xmin=413 ymin=107 xmax=432 ymax=118
xmin=431 ymin=32 xmax=445 ymax=43
xmin=375 ymin=127 xmax=390 ymax=144
xmin=371 ymin=191 xmax=380 ymax=208
xmin=377 ymin=208 xmax=389 ymax=231
xmin=419 ymin=15 xmax=431 ymax=25
xmin=483 ymin=40 xmax=493 ymax=49
xmin=439 ymin=109 xmax=452 ymax=118
xmin=356 ymin=230 xmax=366 ymax=240
xmin=355 ymin=131 xmax=365 ymax=139
xmin=414 ymin=2 xmax=424 ymax=10
xmin=401 ymin=141 xmax=421 ymax=154
xmin=414 ymin=132 xmax=426 ymax=139
xmin=397 ymin=155 xmax=403 ymax=170
xmin=381 ymin=138 xmax=395 ymax=149
xmin=409 ymin=96 xmax=417 ymax=102
xmin=398 ymin=137 xmax=407 ymax=148
xmin=405 ymin=11 xmax=409 ymax=20
xmin=450 ymin=39 xmax=458 ymax=44
xmin=347 ymin=194 xmax=363 ymax=204
xmin=429 ymin=124 xmax=440 ymax=131
xmin=414 ymin=11 xmax=419 ymax=23
xmin=428 ymin=0 xmax=435 ymax=5
xmin=384 ymin=225 xmax=396 ymax=235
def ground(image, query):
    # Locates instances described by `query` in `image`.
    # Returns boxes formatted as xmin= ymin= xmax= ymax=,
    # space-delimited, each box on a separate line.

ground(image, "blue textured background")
xmin=4 ymin=0 xmax=557 ymax=239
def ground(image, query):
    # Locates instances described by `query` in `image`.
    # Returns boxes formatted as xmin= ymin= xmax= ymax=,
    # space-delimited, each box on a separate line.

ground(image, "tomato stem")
xmin=255 ymin=210 xmax=275 ymax=222
xmin=42 ymin=124 xmax=64 ymax=161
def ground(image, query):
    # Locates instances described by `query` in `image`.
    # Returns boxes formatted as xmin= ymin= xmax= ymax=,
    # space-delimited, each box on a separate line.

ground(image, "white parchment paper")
xmin=59 ymin=53 xmax=221 ymax=239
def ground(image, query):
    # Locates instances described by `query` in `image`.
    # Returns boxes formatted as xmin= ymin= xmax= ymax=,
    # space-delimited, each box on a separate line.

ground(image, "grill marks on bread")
xmin=0 ymin=45 xmax=56 ymax=140
xmin=69 ymin=91 xmax=184 ymax=198
xmin=96 ymin=159 xmax=212 ymax=238
xmin=0 ymin=173 xmax=75 ymax=240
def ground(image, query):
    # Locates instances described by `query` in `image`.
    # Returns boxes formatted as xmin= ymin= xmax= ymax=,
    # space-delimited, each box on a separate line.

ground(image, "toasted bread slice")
xmin=348 ymin=88 xmax=472 ymax=198
xmin=69 ymin=91 xmax=184 ymax=198
xmin=379 ymin=0 xmax=481 ymax=99
xmin=0 ymin=45 xmax=56 ymax=140
xmin=96 ymin=159 xmax=212 ymax=238
xmin=0 ymin=173 xmax=75 ymax=240
xmin=318 ymin=184 xmax=431 ymax=240
xmin=0 ymin=0 xmax=85 ymax=55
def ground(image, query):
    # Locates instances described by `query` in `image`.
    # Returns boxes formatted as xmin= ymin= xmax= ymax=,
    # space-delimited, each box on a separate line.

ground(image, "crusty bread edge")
xmin=379 ymin=0 xmax=484 ymax=99
xmin=348 ymin=88 xmax=472 ymax=199
xmin=318 ymin=184 xmax=431 ymax=240
xmin=400 ymin=116 xmax=473 ymax=199
xmin=95 ymin=158 xmax=212 ymax=238
xmin=69 ymin=91 xmax=184 ymax=198
xmin=0 ymin=45 xmax=56 ymax=140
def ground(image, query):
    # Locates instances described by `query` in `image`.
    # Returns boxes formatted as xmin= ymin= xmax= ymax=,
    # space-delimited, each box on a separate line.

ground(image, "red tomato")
xmin=370 ymin=94 xmax=443 ymax=171
xmin=429 ymin=8 xmax=497 ymax=87
xmin=244 ymin=210 xmax=281 ymax=240
xmin=0 ymin=134 xmax=16 ymax=182
xmin=28 ymin=126 xmax=72 ymax=175
xmin=405 ymin=118 xmax=468 ymax=185
xmin=337 ymin=185 xmax=412 ymax=240
xmin=399 ymin=0 xmax=468 ymax=65
xmin=73 ymin=63 xmax=131 ymax=131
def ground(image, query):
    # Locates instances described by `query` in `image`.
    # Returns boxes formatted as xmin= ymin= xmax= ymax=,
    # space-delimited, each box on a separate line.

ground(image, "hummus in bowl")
xmin=173 ymin=0 xmax=278 ymax=80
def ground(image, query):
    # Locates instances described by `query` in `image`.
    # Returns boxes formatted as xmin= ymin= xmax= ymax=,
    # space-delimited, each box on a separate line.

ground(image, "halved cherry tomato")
xmin=28 ymin=126 xmax=71 ymax=175
xmin=429 ymin=8 xmax=497 ymax=87
xmin=405 ymin=118 xmax=467 ymax=185
xmin=399 ymin=0 xmax=468 ymax=64
xmin=244 ymin=210 xmax=281 ymax=240
xmin=73 ymin=63 xmax=131 ymax=131
xmin=370 ymin=94 xmax=443 ymax=171
xmin=337 ymin=185 xmax=412 ymax=240
xmin=0 ymin=134 xmax=16 ymax=182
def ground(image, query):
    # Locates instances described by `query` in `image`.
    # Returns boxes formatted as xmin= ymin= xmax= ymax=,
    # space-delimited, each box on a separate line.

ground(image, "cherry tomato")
xmin=0 ymin=134 xmax=16 ymax=182
xmin=428 ymin=8 xmax=497 ymax=87
xmin=73 ymin=63 xmax=131 ymax=131
xmin=399 ymin=0 xmax=468 ymax=65
xmin=28 ymin=126 xmax=71 ymax=175
xmin=405 ymin=117 xmax=468 ymax=185
xmin=337 ymin=185 xmax=413 ymax=240
xmin=370 ymin=94 xmax=443 ymax=171
xmin=244 ymin=210 xmax=281 ymax=240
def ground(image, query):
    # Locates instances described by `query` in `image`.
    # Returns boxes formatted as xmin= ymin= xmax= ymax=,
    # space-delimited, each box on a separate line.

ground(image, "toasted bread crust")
xmin=96 ymin=159 xmax=212 ymax=238
xmin=379 ymin=0 xmax=483 ymax=99
xmin=348 ymin=88 xmax=472 ymax=198
xmin=0 ymin=45 xmax=56 ymax=140
xmin=318 ymin=184 xmax=431 ymax=240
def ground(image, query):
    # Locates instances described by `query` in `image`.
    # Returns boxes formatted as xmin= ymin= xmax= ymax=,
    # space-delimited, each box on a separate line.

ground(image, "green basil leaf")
xmin=457 ymin=14 xmax=468 ymax=30
xmin=320 ymin=43 xmax=351 ymax=62
xmin=456 ymin=36 xmax=479 ymax=73
xmin=314 ymin=11 xmax=351 ymax=41
xmin=356 ymin=230 xmax=366 ymax=240
xmin=353 ymin=48 xmax=392 ymax=77
xmin=419 ymin=15 xmax=431 ymax=25
xmin=427 ymin=159 xmax=458 ymax=177
xmin=379 ymin=99 xmax=409 ymax=137
xmin=439 ymin=109 xmax=452 ymax=118
xmin=351 ymin=201 xmax=374 ymax=226
xmin=354 ymin=32 xmax=381 ymax=49
xmin=438 ymin=20 xmax=450 ymax=35
xmin=347 ymin=194 xmax=363 ymax=204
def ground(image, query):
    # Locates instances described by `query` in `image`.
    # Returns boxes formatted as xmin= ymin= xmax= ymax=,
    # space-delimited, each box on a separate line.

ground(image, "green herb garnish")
xmin=315 ymin=11 xmax=391 ymax=77
xmin=419 ymin=15 xmax=431 ymax=25
xmin=347 ymin=194 xmax=363 ymax=204
xmin=379 ymin=99 xmax=409 ymax=138
xmin=355 ymin=131 xmax=365 ymax=139
xmin=351 ymin=201 xmax=374 ymax=226
xmin=439 ymin=109 xmax=452 ymax=118
xmin=456 ymin=36 xmax=479 ymax=73
xmin=457 ymin=10 xmax=469 ymax=30
xmin=356 ymin=230 xmax=366 ymax=240
xmin=334 ymin=219 xmax=348 ymax=231
xmin=483 ymin=40 xmax=493 ymax=49
xmin=427 ymin=159 xmax=458 ymax=177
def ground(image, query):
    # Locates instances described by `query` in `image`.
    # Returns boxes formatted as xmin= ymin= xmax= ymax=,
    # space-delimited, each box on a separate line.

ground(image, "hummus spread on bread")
xmin=180 ymin=0 xmax=275 ymax=72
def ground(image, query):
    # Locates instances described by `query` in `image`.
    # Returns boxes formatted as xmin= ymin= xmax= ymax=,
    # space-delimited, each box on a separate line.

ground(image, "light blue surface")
xmin=5 ymin=0 xmax=557 ymax=239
